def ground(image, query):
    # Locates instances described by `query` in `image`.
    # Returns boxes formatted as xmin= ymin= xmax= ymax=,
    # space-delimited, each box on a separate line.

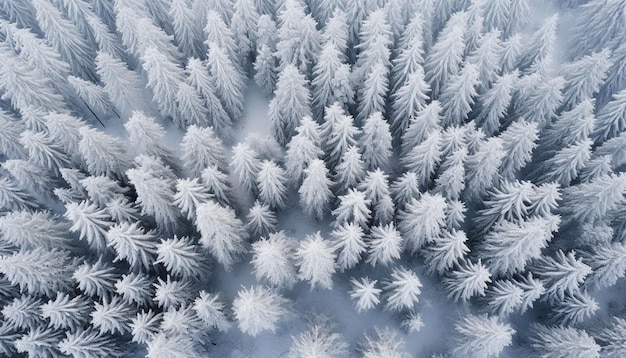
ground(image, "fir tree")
xmin=173 ymin=178 xmax=211 ymax=220
xmin=453 ymin=314 xmax=515 ymax=358
xmin=299 ymin=159 xmax=334 ymax=220
xmin=233 ymin=285 xmax=290 ymax=336
xmin=73 ymin=259 xmax=117 ymax=299
xmin=312 ymin=42 xmax=353 ymax=112
xmin=275 ymin=0 xmax=322 ymax=76
xmin=95 ymin=51 xmax=142 ymax=114
xmin=65 ymin=200 xmax=112 ymax=252
xmin=383 ymin=266 xmax=422 ymax=311
xmin=185 ymin=58 xmax=231 ymax=132
xmin=181 ymin=125 xmax=227 ymax=177
xmin=398 ymin=193 xmax=447 ymax=253
xmin=361 ymin=112 xmax=392 ymax=171
xmin=41 ymin=293 xmax=91 ymax=331
xmin=251 ymin=231 xmax=298 ymax=289
xmin=592 ymin=88 xmax=626 ymax=144
xmin=424 ymin=230 xmax=469 ymax=275
xmin=231 ymin=0 xmax=259 ymax=63
xmin=356 ymin=62 xmax=389 ymax=124
xmin=106 ymin=222 xmax=157 ymax=270
xmin=156 ymin=236 xmax=204 ymax=280
xmin=443 ymin=259 xmax=492 ymax=302
xmin=499 ymin=119 xmax=539 ymax=180
xmin=193 ymin=291 xmax=230 ymax=332
xmin=169 ymin=0 xmax=201 ymax=58
xmin=295 ymin=232 xmax=336 ymax=290
xmin=424 ymin=11 xmax=467 ymax=97
xmin=533 ymin=250 xmax=592 ymax=303
xmin=331 ymin=222 xmax=367 ymax=271
xmin=256 ymin=160 xmax=289 ymax=210
xmin=58 ymin=328 xmax=123 ymax=358
xmin=196 ymin=200 xmax=248 ymax=270
xmin=206 ymin=42 xmax=245 ymax=120
xmin=359 ymin=327 xmax=411 ymax=358
xmin=321 ymin=105 xmax=360 ymax=169
xmin=285 ymin=116 xmax=323 ymax=185
xmin=440 ymin=62 xmax=480 ymax=127
xmin=115 ymin=273 xmax=153 ymax=307
xmin=268 ymin=64 xmax=312 ymax=145
xmin=230 ymin=142 xmax=262 ymax=194
xmin=475 ymin=71 xmax=518 ymax=136
xmin=390 ymin=67 xmax=430 ymax=137
xmin=246 ymin=200 xmax=277 ymax=237
xmin=78 ymin=126 xmax=130 ymax=179
xmin=367 ymin=223 xmax=402 ymax=267
xmin=529 ymin=324 xmax=600 ymax=358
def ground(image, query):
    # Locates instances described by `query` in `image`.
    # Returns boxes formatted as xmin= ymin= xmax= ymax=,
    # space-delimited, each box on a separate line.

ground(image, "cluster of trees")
xmin=0 ymin=0 xmax=625 ymax=356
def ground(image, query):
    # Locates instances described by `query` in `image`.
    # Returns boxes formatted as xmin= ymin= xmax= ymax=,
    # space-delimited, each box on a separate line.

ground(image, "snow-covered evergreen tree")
xmin=443 ymin=259 xmax=492 ymax=302
xmin=453 ymin=314 xmax=515 ymax=358
xmin=256 ymin=160 xmax=288 ymax=209
xmin=359 ymin=327 xmax=411 ymax=358
xmin=289 ymin=320 xmax=347 ymax=358
xmin=269 ymin=64 xmax=312 ymax=145
xmin=367 ymin=223 xmax=402 ymax=268
xmin=251 ymin=231 xmax=297 ymax=288
xmin=299 ymin=159 xmax=333 ymax=220
xmin=349 ymin=277 xmax=381 ymax=313
xmin=383 ymin=266 xmax=422 ymax=311
xmin=295 ymin=232 xmax=336 ymax=290
xmin=232 ymin=285 xmax=290 ymax=336
xmin=196 ymin=200 xmax=248 ymax=270
xmin=398 ymin=193 xmax=447 ymax=253
xmin=529 ymin=324 xmax=600 ymax=358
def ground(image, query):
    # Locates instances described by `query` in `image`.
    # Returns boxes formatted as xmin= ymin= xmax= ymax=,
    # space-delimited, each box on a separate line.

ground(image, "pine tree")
xmin=331 ymin=222 xmax=367 ymax=271
xmin=299 ymin=159 xmax=334 ymax=220
xmin=484 ymin=279 xmax=525 ymax=317
xmin=231 ymin=0 xmax=259 ymax=63
xmin=125 ymin=111 xmax=179 ymax=169
xmin=91 ymin=296 xmax=134 ymax=335
xmin=367 ymin=223 xmax=402 ymax=267
xmin=424 ymin=11 xmax=467 ymax=97
xmin=254 ymin=15 xmax=278 ymax=95
xmin=95 ymin=51 xmax=142 ymax=114
xmin=550 ymin=291 xmax=599 ymax=325
xmin=0 ymin=247 xmax=75 ymax=296
xmin=126 ymin=157 xmax=180 ymax=230
xmin=356 ymin=62 xmax=389 ymax=124
xmin=206 ymin=42 xmax=245 ymax=120
xmin=285 ymin=117 xmax=323 ymax=185
xmin=153 ymin=276 xmax=194 ymax=309
xmin=0 ymin=110 xmax=25 ymax=159
xmin=14 ymin=326 xmax=65 ymax=358
xmin=181 ymin=125 xmax=227 ymax=177
xmin=81 ymin=175 xmax=127 ymax=208
xmin=31 ymin=0 xmax=96 ymax=81
xmin=517 ymin=14 xmax=559 ymax=71
xmin=185 ymin=58 xmax=231 ymax=132
xmin=251 ymin=231 xmax=298 ymax=289
xmin=256 ymin=160 xmax=288 ymax=209
xmin=312 ymin=42 xmax=353 ymax=112
xmin=480 ymin=215 xmax=560 ymax=276
xmin=321 ymin=105 xmax=360 ymax=169
xmin=115 ymin=273 xmax=153 ymax=307
xmin=390 ymin=172 xmax=421 ymax=209
xmin=58 ymin=328 xmax=122 ymax=358
xmin=499 ymin=119 xmax=539 ymax=180
xmin=400 ymin=101 xmax=443 ymax=157
xmin=401 ymin=129 xmax=442 ymax=188
xmin=106 ymin=222 xmax=157 ymax=270
xmin=333 ymin=145 xmax=366 ymax=193
xmin=358 ymin=169 xmax=395 ymax=225
xmin=230 ymin=142 xmax=262 ymax=194
xmin=169 ymin=0 xmax=201 ymax=58
xmin=141 ymin=47 xmax=184 ymax=120
xmin=156 ymin=236 xmax=204 ymax=280
xmin=295 ymin=232 xmax=336 ymax=290
xmin=0 ymin=210 xmax=71 ymax=251
xmin=398 ymin=193 xmax=447 ymax=253
xmin=475 ymin=71 xmax=518 ymax=136
xmin=390 ymin=67 xmax=430 ymax=137
xmin=268 ymin=64 xmax=312 ymax=145
xmin=443 ymin=259 xmax=492 ymax=301
xmin=424 ymin=230 xmax=469 ymax=275
xmin=361 ymin=112 xmax=392 ymax=171
xmin=536 ymin=140 xmax=592 ymax=187
xmin=561 ymin=48 xmax=612 ymax=110
xmin=542 ymin=99 xmax=596 ymax=152
xmin=440 ymin=62 xmax=480 ymax=127
xmin=1 ymin=295 xmax=46 ymax=330
xmin=173 ymin=178 xmax=211 ymax=220
xmin=196 ymin=201 xmax=248 ymax=270
xmin=453 ymin=314 xmax=515 ymax=358
xmin=529 ymin=324 xmax=600 ymax=358
xmin=275 ymin=0 xmax=321 ymax=76
xmin=41 ymin=293 xmax=90 ymax=331
xmin=79 ymin=127 xmax=130 ymax=179
xmin=193 ymin=291 xmax=230 ymax=332
xmin=73 ymin=259 xmax=117 ymax=299
xmin=592 ymin=88 xmax=626 ymax=144
xmin=584 ymin=241 xmax=626 ymax=289
xmin=560 ymin=173 xmax=626 ymax=225
xmin=359 ymin=327 xmax=411 ymax=358
xmin=245 ymin=200 xmax=276 ymax=237
xmin=65 ymin=200 xmax=112 ymax=252
xmin=465 ymin=137 xmax=505 ymax=201
xmin=349 ymin=277 xmax=381 ymax=312
xmin=20 ymin=130 xmax=71 ymax=176
xmin=596 ymin=317 xmax=626 ymax=357
xmin=233 ymin=285 xmax=290 ymax=336
xmin=533 ymin=250 xmax=592 ymax=303
xmin=322 ymin=8 xmax=349 ymax=56
xmin=390 ymin=12 xmax=425 ymax=91
xmin=383 ymin=266 xmax=422 ymax=311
